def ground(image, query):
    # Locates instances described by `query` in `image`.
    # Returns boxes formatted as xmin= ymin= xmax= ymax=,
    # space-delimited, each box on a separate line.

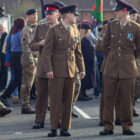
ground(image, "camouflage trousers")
xmin=73 ymin=82 xmax=81 ymax=105
xmin=73 ymin=77 xmax=81 ymax=106
xmin=134 ymin=77 xmax=140 ymax=105
xmin=20 ymin=65 xmax=36 ymax=108
xmin=0 ymin=101 xmax=6 ymax=111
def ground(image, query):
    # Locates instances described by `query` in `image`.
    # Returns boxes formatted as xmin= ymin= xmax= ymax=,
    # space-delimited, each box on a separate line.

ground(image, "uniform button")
xmin=120 ymin=34 xmax=122 ymax=36
xmin=119 ymin=40 xmax=121 ymax=43
xmin=118 ymin=54 xmax=121 ymax=56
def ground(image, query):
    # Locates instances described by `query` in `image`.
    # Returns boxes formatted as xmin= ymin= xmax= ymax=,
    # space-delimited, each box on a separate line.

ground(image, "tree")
xmin=7 ymin=0 xmax=41 ymax=19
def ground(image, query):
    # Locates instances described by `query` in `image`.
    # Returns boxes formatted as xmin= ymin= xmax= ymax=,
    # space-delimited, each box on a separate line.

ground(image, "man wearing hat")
xmin=30 ymin=3 xmax=61 ymax=129
xmin=129 ymin=8 xmax=138 ymax=22
xmin=20 ymin=9 xmax=38 ymax=114
xmin=42 ymin=4 xmax=85 ymax=137
xmin=96 ymin=0 xmax=140 ymax=135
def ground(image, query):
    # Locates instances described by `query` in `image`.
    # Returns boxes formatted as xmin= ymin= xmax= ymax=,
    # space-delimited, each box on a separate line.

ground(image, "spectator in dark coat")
xmin=78 ymin=20 xmax=97 ymax=101
xmin=94 ymin=50 xmax=104 ymax=97
xmin=0 ymin=24 xmax=8 ymax=91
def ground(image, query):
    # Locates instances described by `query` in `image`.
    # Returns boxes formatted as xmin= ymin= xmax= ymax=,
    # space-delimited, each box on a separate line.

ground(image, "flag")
xmin=40 ymin=0 xmax=45 ymax=19
xmin=91 ymin=0 xmax=103 ymax=27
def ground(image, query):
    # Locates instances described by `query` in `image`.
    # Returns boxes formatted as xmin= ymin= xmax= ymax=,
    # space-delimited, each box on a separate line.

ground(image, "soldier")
xmin=0 ymin=101 xmax=12 ymax=117
xmin=70 ymin=16 xmax=81 ymax=118
xmin=98 ymin=20 xmax=122 ymax=127
xmin=97 ymin=21 xmax=110 ymax=126
xmin=20 ymin=9 xmax=38 ymax=114
xmin=30 ymin=3 xmax=62 ymax=129
xmin=42 ymin=4 xmax=85 ymax=137
xmin=129 ymin=8 xmax=139 ymax=117
xmin=96 ymin=0 xmax=140 ymax=135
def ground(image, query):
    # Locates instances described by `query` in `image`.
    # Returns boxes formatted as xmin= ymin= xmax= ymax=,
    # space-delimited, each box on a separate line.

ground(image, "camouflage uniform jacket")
xmin=21 ymin=22 xmax=38 ymax=66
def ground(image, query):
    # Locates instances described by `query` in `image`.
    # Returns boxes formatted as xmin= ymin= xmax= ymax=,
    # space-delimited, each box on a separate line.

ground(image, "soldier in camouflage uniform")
xmin=73 ymin=68 xmax=81 ymax=105
xmin=20 ymin=9 xmax=38 ymax=114
xmin=72 ymin=67 xmax=81 ymax=118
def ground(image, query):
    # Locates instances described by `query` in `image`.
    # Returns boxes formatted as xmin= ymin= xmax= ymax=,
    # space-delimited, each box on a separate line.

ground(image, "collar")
xmin=48 ymin=21 xmax=59 ymax=28
xmin=119 ymin=17 xmax=130 ymax=27
xmin=27 ymin=21 xmax=37 ymax=28
xmin=61 ymin=20 xmax=70 ymax=30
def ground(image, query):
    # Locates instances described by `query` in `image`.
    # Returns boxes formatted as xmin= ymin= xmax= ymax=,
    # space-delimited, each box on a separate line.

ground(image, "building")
xmin=0 ymin=0 xmax=139 ymax=22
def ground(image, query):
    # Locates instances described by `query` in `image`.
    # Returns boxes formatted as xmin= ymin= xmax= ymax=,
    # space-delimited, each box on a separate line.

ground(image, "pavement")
xmin=1 ymin=89 xmax=140 ymax=140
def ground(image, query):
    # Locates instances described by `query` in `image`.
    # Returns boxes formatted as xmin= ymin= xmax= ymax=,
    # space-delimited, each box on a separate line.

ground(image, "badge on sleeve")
xmin=127 ymin=33 xmax=133 ymax=41
xmin=22 ymin=37 xmax=26 ymax=42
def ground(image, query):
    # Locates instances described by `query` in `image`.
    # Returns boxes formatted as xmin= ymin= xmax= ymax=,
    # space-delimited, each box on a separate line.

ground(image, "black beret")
xmin=26 ymin=9 xmax=37 ymax=15
xmin=113 ymin=0 xmax=133 ymax=12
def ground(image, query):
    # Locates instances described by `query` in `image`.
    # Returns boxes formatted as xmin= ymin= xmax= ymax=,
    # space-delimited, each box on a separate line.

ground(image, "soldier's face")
xmin=46 ymin=12 xmax=59 ymax=24
xmin=67 ymin=13 xmax=77 ymax=25
xmin=28 ymin=13 xmax=38 ymax=24
xmin=130 ymin=14 xmax=137 ymax=21
xmin=114 ymin=10 xmax=127 ymax=20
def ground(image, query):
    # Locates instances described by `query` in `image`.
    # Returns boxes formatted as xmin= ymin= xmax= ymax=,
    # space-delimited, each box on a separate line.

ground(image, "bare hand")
xmin=39 ymin=39 xmax=45 ymax=46
xmin=47 ymin=71 xmax=54 ymax=79
xmin=80 ymin=72 xmax=85 ymax=80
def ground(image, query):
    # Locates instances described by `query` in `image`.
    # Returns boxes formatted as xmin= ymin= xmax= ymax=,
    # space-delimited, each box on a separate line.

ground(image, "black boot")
xmin=0 ymin=108 xmax=12 ymax=117
xmin=32 ymin=122 xmax=44 ymax=129
xmin=21 ymin=107 xmax=35 ymax=114
xmin=123 ymin=130 xmax=135 ymax=135
xmin=48 ymin=129 xmax=57 ymax=137
xmin=100 ymin=129 xmax=113 ymax=135
xmin=78 ymin=89 xmax=93 ymax=101
xmin=72 ymin=111 xmax=79 ymax=118
xmin=60 ymin=129 xmax=71 ymax=136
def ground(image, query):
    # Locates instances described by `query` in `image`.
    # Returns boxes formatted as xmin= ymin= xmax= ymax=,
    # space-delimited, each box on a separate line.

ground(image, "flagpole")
xmin=40 ymin=0 xmax=45 ymax=19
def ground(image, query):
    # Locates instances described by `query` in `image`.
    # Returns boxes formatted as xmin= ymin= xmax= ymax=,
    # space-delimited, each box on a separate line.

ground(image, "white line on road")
xmin=73 ymin=106 xmax=92 ymax=119
xmin=14 ymin=132 xmax=23 ymax=135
